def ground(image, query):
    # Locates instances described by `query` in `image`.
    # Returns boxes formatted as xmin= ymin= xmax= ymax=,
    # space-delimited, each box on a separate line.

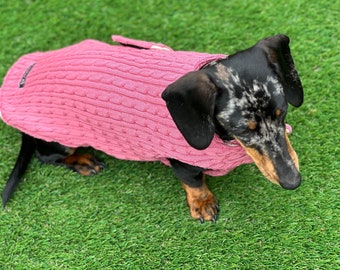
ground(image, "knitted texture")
xmin=0 ymin=35 xmax=253 ymax=176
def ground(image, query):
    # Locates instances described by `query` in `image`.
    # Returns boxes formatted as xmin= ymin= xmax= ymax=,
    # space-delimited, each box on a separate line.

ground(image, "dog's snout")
xmin=279 ymin=172 xmax=301 ymax=190
xmin=277 ymin=134 xmax=301 ymax=190
xmin=236 ymin=133 xmax=302 ymax=190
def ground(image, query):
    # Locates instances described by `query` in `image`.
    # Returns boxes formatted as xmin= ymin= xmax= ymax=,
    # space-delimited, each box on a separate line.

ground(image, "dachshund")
xmin=1 ymin=34 xmax=303 ymax=222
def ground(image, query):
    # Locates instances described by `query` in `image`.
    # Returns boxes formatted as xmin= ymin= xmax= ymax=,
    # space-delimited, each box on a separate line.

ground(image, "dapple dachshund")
xmin=0 ymin=34 xmax=303 ymax=222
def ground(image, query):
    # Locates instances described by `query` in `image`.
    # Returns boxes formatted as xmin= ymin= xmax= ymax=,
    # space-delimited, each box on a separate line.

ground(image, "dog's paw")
xmin=182 ymin=184 xmax=219 ymax=223
xmin=62 ymin=153 xmax=105 ymax=176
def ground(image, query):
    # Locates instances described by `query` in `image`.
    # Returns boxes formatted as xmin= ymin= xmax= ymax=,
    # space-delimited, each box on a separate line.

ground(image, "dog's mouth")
xmin=236 ymin=133 xmax=301 ymax=190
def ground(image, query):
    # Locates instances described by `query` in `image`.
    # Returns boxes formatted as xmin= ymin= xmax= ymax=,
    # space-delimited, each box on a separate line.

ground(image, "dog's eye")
xmin=274 ymin=108 xmax=286 ymax=121
xmin=275 ymin=109 xmax=282 ymax=118
xmin=238 ymin=122 xmax=257 ymax=136
xmin=248 ymin=121 xmax=257 ymax=131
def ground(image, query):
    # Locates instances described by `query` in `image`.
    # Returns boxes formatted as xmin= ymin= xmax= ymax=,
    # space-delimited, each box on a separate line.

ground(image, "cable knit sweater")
xmin=0 ymin=35 xmax=253 ymax=176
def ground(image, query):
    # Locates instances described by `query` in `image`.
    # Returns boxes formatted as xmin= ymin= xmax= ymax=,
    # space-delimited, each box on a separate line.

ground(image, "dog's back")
xmin=0 ymin=37 xmax=251 ymax=176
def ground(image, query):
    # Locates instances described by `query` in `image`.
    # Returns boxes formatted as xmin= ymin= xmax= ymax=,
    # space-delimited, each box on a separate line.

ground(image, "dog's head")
xmin=162 ymin=34 xmax=303 ymax=190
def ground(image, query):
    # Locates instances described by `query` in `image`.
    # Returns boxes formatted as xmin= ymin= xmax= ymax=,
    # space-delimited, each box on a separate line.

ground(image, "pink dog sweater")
xmin=0 ymin=35 xmax=254 ymax=176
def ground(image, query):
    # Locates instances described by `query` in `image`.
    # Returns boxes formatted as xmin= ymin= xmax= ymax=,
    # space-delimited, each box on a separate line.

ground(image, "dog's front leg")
xmin=169 ymin=159 xmax=219 ymax=223
xmin=181 ymin=178 xmax=219 ymax=223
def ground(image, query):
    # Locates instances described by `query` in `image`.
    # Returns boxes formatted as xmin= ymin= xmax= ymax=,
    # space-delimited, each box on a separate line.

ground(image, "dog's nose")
xmin=279 ymin=173 xmax=301 ymax=190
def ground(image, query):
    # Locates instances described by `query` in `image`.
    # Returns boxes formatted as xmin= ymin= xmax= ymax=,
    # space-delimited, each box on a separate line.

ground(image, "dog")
xmin=0 ymin=34 xmax=303 ymax=222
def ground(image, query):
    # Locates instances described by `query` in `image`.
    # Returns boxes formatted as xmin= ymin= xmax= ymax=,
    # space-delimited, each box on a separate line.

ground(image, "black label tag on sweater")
xmin=19 ymin=63 xmax=36 ymax=88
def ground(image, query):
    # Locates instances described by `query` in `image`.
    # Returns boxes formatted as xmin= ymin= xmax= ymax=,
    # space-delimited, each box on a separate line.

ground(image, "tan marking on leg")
xmin=62 ymin=153 xmax=103 ymax=176
xmin=182 ymin=176 xmax=219 ymax=222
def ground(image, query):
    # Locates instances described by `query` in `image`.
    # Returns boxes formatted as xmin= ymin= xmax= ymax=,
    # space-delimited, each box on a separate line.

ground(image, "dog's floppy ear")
xmin=162 ymin=71 xmax=217 ymax=150
xmin=259 ymin=34 xmax=303 ymax=107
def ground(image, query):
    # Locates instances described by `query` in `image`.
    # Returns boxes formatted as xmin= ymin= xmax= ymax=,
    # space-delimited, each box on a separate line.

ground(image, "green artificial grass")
xmin=0 ymin=0 xmax=339 ymax=269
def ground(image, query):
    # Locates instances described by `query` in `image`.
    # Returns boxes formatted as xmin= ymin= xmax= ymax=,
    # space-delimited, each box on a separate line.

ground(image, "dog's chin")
xmin=263 ymin=172 xmax=301 ymax=190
